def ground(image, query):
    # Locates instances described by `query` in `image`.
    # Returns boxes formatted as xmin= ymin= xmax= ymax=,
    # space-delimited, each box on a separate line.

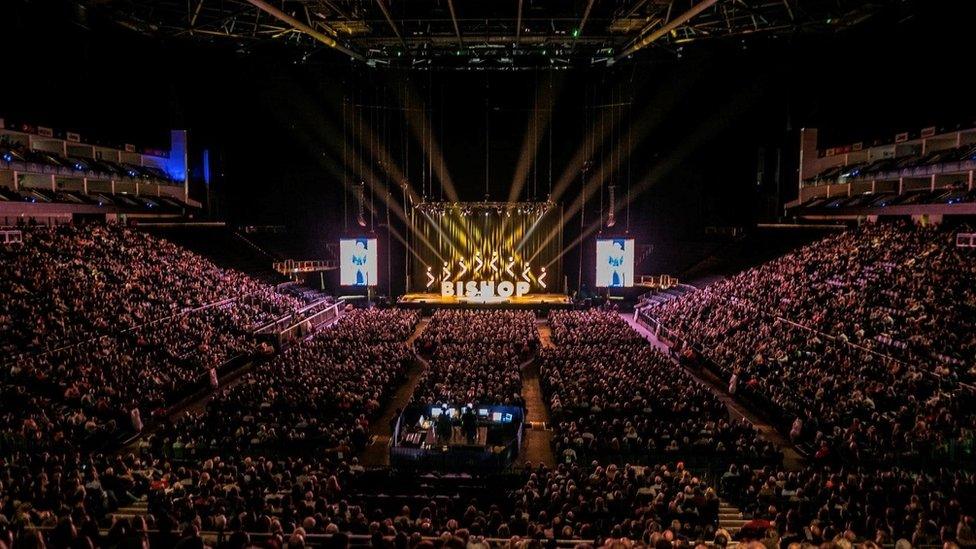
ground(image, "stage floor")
xmin=398 ymin=293 xmax=571 ymax=309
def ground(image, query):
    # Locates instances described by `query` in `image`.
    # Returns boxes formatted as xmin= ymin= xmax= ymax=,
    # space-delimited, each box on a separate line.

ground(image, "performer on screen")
xmin=608 ymin=239 xmax=626 ymax=287
xmin=352 ymin=238 xmax=369 ymax=286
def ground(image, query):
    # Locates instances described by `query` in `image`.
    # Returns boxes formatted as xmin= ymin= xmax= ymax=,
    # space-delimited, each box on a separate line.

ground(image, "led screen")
xmin=595 ymin=238 xmax=635 ymax=288
xmin=340 ymin=237 xmax=378 ymax=286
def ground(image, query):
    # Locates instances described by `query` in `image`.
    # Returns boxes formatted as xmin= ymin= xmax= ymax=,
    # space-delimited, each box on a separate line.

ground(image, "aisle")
xmin=622 ymin=312 xmax=806 ymax=471
xmin=516 ymin=320 xmax=557 ymax=467
xmin=359 ymin=319 xmax=429 ymax=467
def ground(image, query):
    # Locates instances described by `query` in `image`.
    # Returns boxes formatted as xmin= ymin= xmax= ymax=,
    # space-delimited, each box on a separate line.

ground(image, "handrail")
xmin=273 ymin=258 xmax=339 ymax=273
xmin=274 ymin=299 xmax=345 ymax=345
xmin=254 ymin=295 xmax=334 ymax=334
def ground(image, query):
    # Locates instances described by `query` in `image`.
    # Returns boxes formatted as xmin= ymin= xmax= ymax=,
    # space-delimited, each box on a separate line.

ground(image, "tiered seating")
xmin=7 ymin=220 xmax=976 ymax=549
xmin=645 ymin=222 xmax=976 ymax=462
xmin=1 ymin=137 xmax=173 ymax=182
xmin=513 ymin=461 xmax=723 ymax=543
xmin=718 ymin=463 xmax=976 ymax=546
xmin=151 ymin=308 xmax=419 ymax=456
xmin=0 ymin=224 xmax=303 ymax=355
xmin=542 ymin=310 xmax=779 ymax=466
xmin=805 ymin=142 xmax=976 ymax=185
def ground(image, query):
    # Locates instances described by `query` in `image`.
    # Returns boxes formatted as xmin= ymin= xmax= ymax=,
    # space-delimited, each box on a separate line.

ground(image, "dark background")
xmin=2 ymin=0 xmax=973 ymax=294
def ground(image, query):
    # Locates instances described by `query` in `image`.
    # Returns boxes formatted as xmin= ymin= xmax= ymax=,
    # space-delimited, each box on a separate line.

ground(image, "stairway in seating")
xmin=718 ymin=498 xmax=747 ymax=536
xmin=113 ymin=498 xmax=148 ymax=520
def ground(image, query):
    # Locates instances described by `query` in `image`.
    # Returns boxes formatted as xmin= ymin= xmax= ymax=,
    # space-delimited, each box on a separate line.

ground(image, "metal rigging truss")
xmin=84 ymin=0 xmax=899 ymax=69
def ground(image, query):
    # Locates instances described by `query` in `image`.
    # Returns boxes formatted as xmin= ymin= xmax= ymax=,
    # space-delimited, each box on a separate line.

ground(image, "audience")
xmin=644 ymin=222 xmax=976 ymax=463
xmin=142 ymin=309 xmax=419 ymax=528
xmin=720 ymin=462 xmax=976 ymax=547
xmin=543 ymin=310 xmax=779 ymax=465
xmin=412 ymin=310 xmax=537 ymax=407
xmin=0 ymin=224 xmax=305 ymax=355
xmin=5 ymin=220 xmax=975 ymax=549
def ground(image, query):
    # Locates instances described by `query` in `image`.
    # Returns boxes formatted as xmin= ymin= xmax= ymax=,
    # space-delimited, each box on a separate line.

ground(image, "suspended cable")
xmin=370 ymin=85 xmax=375 ymax=231
xmin=342 ymin=95 xmax=348 ymax=233
xmin=548 ymin=73 xmax=553 ymax=198
xmin=578 ymin=85 xmax=588 ymax=291
xmin=485 ymin=76 xmax=490 ymax=200
xmin=627 ymin=62 xmax=637 ymax=234
xmin=598 ymin=83 xmax=605 ymax=231
xmin=532 ymin=67 xmax=538 ymax=201
xmin=440 ymin=79 xmax=445 ymax=201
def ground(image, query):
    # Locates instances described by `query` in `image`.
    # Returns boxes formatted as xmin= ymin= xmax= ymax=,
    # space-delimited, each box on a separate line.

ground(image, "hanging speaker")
xmin=356 ymin=183 xmax=367 ymax=228
xmin=606 ymin=185 xmax=616 ymax=228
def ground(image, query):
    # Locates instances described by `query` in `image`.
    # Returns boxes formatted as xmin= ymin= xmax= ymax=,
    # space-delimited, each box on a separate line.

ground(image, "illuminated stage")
xmin=398 ymin=292 xmax=572 ymax=310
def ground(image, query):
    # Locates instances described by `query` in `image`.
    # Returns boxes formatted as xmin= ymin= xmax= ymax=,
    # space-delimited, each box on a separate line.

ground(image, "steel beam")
xmin=446 ymin=0 xmax=464 ymax=47
xmin=613 ymin=0 xmax=719 ymax=62
xmin=515 ymin=0 xmax=524 ymax=44
xmin=374 ymin=0 xmax=408 ymax=52
xmin=244 ymin=0 xmax=364 ymax=61
xmin=577 ymin=0 xmax=597 ymax=36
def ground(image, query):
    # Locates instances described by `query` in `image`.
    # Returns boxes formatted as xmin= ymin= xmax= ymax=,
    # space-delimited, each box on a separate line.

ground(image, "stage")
xmin=397 ymin=292 xmax=573 ymax=311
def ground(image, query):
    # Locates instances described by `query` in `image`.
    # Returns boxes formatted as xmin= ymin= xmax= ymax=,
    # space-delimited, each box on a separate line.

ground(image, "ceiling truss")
xmin=89 ymin=0 xmax=898 ymax=69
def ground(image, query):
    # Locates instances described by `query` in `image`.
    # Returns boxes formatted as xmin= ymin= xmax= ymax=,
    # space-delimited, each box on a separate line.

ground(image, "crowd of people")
xmin=149 ymin=308 xmax=420 ymax=459
xmin=1 ymin=306 xmax=421 ymax=548
xmin=542 ymin=310 xmax=779 ymax=465
xmin=0 ymin=224 xmax=305 ymax=356
xmin=0 ymin=223 xmax=347 ymax=547
xmin=412 ymin=310 xmax=538 ymax=407
xmin=8 ymin=303 xmax=262 ymax=444
xmin=0 ymin=225 xmax=313 ymax=447
xmin=643 ymin=222 xmax=976 ymax=463
xmin=132 ymin=309 xmax=418 ymax=537
xmin=718 ymin=462 xmax=976 ymax=547
xmin=5 ymin=220 xmax=976 ymax=548
xmin=510 ymin=460 xmax=723 ymax=544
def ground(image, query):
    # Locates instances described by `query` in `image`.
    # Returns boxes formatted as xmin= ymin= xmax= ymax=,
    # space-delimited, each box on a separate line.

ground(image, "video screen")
xmin=340 ymin=237 xmax=378 ymax=286
xmin=595 ymin=238 xmax=635 ymax=287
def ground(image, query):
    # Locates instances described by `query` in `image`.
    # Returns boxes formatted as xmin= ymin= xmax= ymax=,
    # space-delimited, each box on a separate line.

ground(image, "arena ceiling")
xmin=83 ymin=0 xmax=900 ymax=69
